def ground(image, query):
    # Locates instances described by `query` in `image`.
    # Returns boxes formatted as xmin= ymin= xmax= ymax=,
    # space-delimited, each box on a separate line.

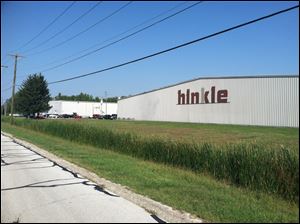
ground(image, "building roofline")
xmin=118 ymin=74 xmax=299 ymax=101
xmin=49 ymin=100 xmax=117 ymax=104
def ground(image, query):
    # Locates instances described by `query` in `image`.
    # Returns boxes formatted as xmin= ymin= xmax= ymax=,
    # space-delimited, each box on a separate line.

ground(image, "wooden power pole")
xmin=9 ymin=54 xmax=24 ymax=124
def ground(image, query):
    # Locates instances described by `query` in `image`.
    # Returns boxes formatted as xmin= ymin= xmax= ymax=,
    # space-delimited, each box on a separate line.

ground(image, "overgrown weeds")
xmin=2 ymin=117 xmax=298 ymax=202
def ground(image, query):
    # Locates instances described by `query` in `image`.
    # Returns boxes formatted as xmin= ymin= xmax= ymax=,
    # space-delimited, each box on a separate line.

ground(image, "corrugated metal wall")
xmin=117 ymin=76 xmax=299 ymax=127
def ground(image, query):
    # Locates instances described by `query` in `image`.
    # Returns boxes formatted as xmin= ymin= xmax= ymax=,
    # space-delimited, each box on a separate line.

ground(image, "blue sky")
xmin=1 ymin=1 xmax=299 ymax=102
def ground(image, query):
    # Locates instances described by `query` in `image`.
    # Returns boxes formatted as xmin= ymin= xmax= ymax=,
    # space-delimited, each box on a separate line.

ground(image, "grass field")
xmin=2 ymin=117 xmax=299 ymax=200
xmin=7 ymin=118 xmax=298 ymax=150
xmin=79 ymin=119 xmax=299 ymax=150
xmin=1 ymin=122 xmax=299 ymax=223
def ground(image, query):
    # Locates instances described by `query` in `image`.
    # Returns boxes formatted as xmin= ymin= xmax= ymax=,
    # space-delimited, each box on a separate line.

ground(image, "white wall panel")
xmin=48 ymin=101 xmax=118 ymax=117
xmin=118 ymin=76 xmax=299 ymax=127
xmin=48 ymin=101 xmax=62 ymax=114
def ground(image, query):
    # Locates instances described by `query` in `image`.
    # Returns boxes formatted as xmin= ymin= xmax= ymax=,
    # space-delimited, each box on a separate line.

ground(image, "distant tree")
xmin=77 ymin=92 xmax=94 ymax=101
xmin=103 ymin=97 xmax=118 ymax=103
xmin=52 ymin=92 xmax=121 ymax=103
xmin=95 ymin=96 xmax=100 ymax=102
xmin=55 ymin=92 xmax=62 ymax=100
xmin=15 ymin=73 xmax=51 ymax=116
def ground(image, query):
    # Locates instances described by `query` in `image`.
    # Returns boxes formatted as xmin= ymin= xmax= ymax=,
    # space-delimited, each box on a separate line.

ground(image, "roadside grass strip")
xmin=2 ymin=117 xmax=299 ymax=202
xmin=1 ymin=122 xmax=299 ymax=223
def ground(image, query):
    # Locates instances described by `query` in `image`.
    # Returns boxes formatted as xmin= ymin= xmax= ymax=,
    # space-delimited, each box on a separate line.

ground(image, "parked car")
xmin=103 ymin=114 xmax=112 ymax=120
xmin=60 ymin=114 xmax=72 ymax=118
xmin=72 ymin=113 xmax=81 ymax=119
xmin=48 ymin=114 xmax=59 ymax=119
xmin=92 ymin=114 xmax=103 ymax=119
xmin=35 ymin=114 xmax=46 ymax=119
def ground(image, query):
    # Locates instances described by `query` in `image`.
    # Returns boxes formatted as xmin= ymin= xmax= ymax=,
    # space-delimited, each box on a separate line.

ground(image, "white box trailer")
xmin=48 ymin=100 xmax=118 ymax=118
xmin=117 ymin=75 xmax=299 ymax=127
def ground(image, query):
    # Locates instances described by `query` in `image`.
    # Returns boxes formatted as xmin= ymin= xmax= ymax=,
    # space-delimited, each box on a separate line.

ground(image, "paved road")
xmin=1 ymin=134 xmax=159 ymax=223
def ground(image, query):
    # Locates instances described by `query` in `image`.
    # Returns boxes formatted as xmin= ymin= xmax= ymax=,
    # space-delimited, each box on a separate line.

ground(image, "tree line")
xmin=53 ymin=92 xmax=121 ymax=103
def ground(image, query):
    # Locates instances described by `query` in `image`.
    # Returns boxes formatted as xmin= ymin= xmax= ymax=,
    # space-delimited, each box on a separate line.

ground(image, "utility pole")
xmin=9 ymin=54 xmax=24 ymax=124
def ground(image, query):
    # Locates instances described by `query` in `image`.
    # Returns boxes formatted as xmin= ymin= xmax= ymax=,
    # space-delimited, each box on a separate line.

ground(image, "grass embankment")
xmin=1 ymin=117 xmax=298 ymax=203
xmin=1 ymin=122 xmax=299 ymax=223
xmin=80 ymin=119 xmax=299 ymax=151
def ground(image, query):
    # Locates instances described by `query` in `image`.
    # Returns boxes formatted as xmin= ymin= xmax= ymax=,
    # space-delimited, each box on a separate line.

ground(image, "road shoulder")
xmin=1 ymin=131 xmax=203 ymax=223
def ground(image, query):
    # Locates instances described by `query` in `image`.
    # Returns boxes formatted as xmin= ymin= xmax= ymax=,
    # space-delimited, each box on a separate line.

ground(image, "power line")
xmin=28 ymin=1 xmax=189 ymax=71
xmin=1 ymin=1 xmax=74 ymax=64
xmin=1 ymin=65 xmax=12 ymax=87
xmin=48 ymin=4 xmax=299 ymax=85
xmin=1 ymin=84 xmax=21 ymax=93
xmin=15 ymin=1 xmax=190 ymax=84
xmin=12 ymin=1 xmax=76 ymax=53
xmin=21 ymin=1 xmax=103 ymax=54
xmin=1 ymin=65 xmax=10 ymax=92
xmin=39 ymin=1 xmax=202 ymax=73
xmin=27 ymin=1 xmax=133 ymax=57
xmin=1 ymin=86 xmax=13 ymax=93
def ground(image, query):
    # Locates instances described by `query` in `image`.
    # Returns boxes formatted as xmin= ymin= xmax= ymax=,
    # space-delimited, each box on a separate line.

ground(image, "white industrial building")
xmin=48 ymin=100 xmax=118 ymax=117
xmin=117 ymin=75 xmax=299 ymax=127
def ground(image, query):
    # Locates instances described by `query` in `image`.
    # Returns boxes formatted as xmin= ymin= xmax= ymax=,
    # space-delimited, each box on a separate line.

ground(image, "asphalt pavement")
xmin=1 ymin=134 xmax=160 ymax=223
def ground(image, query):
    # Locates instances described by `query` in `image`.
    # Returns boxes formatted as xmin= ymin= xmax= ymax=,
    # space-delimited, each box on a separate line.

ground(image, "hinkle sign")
xmin=177 ymin=86 xmax=228 ymax=105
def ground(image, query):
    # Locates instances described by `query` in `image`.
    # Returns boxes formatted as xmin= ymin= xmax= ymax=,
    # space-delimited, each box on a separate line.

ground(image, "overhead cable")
xmin=40 ymin=1 xmax=202 ymax=73
xmin=21 ymin=1 xmax=103 ymax=54
xmin=1 ymin=84 xmax=21 ymax=93
xmin=13 ymin=1 xmax=76 ymax=52
xmin=30 ymin=1 xmax=189 ymax=70
xmin=27 ymin=1 xmax=133 ymax=57
xmin=47 ymin=5 xmax=299 ymax=85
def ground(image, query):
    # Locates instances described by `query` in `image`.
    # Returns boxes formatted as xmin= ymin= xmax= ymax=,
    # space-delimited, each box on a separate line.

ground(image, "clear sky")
xmin=1 ymin=1 xmax=299 ymax=102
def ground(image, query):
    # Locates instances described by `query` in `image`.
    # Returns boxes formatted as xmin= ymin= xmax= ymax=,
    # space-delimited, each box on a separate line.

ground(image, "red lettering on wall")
xmin=186 ymin=89 xmax=190 ymax=104
xmin=178 ymin=90 xmax=185 ymax=104
xmin=211 ymin=86 xmax=215 ymax=103
xmin=191 ymin=92 xmax=199 ymax=104
xmin=177 ymin=87 xmax=228 ymax=105
xmin=204 ymin=91 xmax=209 ymax=103
xmin=217 ymin=90 xmax=228 ymax=103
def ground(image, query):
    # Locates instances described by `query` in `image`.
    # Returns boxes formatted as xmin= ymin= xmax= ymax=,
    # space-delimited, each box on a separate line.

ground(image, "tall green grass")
xmin=2 ymin=117 xmax=298 ymax=202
